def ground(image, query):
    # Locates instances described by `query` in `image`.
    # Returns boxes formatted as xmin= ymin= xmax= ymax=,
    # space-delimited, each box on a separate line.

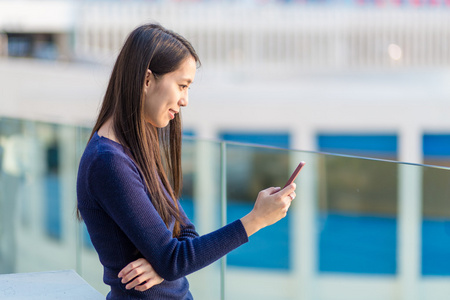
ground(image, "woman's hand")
xmin=240 ymin=183 xmax=296 ymax=237
xmin=118 ymin=258 xmax=164 ymax=291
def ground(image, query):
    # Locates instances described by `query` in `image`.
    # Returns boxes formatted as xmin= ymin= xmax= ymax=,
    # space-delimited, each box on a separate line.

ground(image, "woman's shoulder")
xmin=80 ymin=132 xmax=136 ymax=174
xmin=77 ymin=132 xmax=146 ymax=208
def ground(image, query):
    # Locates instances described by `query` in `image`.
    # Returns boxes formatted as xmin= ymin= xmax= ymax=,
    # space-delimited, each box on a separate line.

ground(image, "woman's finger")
xmin=285 ymin=199 xmax=292 ymax=212
xmin=121 ymin=261 xmax=152 ymax=284
xmin=125 ymin=272 xmax=152 ymax=290
xmin=288 ymin=192 xmax=296 ymax=201
xmin=121 ymin=268 xmax=143 ymax=284
xmin=118 ymin=258 xmax=145 ymax=278
xmin=278 ymin=183 xmax=296 ymax=198
xmin=267 ymin=186 xmax=281 ymax=195
xmin=134 ymin=277 xmax=165 ymax=292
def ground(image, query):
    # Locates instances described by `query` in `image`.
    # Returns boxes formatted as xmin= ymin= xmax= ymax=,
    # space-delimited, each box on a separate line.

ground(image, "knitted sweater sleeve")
xmin=177 ymin=207 xmax=200 ymax=241
xmin=87 ymin=150 xmax=248 ymax=281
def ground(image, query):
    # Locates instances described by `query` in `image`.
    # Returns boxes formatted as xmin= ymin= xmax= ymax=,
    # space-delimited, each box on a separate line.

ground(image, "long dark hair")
xmin=79 ymin=24 xmax=200 ymax=237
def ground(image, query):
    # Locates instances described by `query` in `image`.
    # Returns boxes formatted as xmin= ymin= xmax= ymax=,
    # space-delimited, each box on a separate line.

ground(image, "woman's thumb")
xmin=266 ymin=186 xmax=281 ymax=195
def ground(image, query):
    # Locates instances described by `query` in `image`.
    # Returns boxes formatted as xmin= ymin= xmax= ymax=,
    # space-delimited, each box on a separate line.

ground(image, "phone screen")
xmin=283 ymin=161 xmax=306 ymax=188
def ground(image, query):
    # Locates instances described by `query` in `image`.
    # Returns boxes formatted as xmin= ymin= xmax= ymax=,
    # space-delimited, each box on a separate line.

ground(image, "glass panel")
xmin=182 ymin=138 xmax=222 ymax=300
xmin=318 ymin=155 xmax=397 ymax=275
xmin=0 ymin=118 xmax=78 ymax=274
xmin=2 ymin=116 xmax=450 ymax=300
xmin=224 ymin=142 xmax=296 ymax=300
xmin=225 ymin=143 xmax=291 ymax=270
xmin=422 ymin=166 xmax=450 ymax=276
xmin=0 ymin=118 xmax=23 ymax=274
xmin=180 ymin=137 xmax=196 ymax=222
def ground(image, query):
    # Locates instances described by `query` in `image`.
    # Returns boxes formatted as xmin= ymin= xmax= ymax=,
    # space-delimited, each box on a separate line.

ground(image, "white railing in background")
xmin=75 ymin=2 xmax=450 ymax=71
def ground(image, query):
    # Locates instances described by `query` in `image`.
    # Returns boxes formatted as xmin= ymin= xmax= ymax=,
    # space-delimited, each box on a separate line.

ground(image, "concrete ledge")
xmin=0 ymin=270 xmax=104 ymax=299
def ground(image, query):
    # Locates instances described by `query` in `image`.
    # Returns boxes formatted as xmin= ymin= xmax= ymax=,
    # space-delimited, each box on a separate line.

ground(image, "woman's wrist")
xmin=240 ymin=212 xmax=264 ymax=237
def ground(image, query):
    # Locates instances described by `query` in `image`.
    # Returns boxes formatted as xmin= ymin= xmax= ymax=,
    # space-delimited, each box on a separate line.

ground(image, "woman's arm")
xmin=176 ymin=205 xmax=200 ymax=241
xmin=117 ymin=203 xmax=197 ymax=291
xmin=119 ymin=184 xmax=296 ymax=291
xmin=88 ymin=150 xmax=296 ymax=281
xmin=87 ymin=151 xmax=248 ymax=281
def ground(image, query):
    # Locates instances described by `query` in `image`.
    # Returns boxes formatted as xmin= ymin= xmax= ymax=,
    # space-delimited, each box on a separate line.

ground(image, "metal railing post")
xmin=220 ymin=142 xmax=227 ymax=300
xmin=75 ymin=126 xmax=83 ymax=276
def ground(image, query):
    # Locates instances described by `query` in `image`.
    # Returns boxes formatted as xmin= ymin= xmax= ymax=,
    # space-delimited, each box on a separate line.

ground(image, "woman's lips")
xmin=169 ymin=109 xmax=178 ymax=119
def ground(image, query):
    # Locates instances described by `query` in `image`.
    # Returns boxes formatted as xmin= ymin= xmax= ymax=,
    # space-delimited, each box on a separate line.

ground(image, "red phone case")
xmin=283 ymin=161 xmax=305 ymax=188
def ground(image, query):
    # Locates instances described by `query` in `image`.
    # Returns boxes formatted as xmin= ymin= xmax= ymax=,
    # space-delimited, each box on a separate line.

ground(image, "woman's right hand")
xmin=240 ymin=183 xmax=296 ymax=237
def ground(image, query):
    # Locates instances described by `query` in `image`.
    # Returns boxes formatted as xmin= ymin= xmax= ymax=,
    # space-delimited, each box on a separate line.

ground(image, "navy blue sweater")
xmin=77 ymin=132 xmax=249 ymax=299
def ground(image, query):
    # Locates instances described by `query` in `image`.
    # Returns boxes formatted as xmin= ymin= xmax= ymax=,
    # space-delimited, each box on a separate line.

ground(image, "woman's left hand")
xmin=118 ymin=258 xmax=164 ymax=291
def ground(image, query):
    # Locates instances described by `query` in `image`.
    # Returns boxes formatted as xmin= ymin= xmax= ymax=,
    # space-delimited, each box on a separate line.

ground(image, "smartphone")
xmin=283 ymin=161 xmax=306 ymax=188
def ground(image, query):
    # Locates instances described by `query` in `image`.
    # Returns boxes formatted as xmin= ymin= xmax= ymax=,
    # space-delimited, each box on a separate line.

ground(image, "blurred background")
xmin=0 ymin=0 xmax=449 ymax=299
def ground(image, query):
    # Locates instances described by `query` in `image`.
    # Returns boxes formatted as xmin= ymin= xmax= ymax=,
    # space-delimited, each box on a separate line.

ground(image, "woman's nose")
xmin=179 ymin=94 xmax=188 ymax=107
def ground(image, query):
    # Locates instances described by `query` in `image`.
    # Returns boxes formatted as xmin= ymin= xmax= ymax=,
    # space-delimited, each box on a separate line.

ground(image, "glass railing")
xmin=0 ymin=116 xmax=449 ymax=300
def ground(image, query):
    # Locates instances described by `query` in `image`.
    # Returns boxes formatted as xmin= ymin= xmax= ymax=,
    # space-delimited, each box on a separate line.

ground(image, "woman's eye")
xmin=179 ymin=85 xmax=188 ymax=90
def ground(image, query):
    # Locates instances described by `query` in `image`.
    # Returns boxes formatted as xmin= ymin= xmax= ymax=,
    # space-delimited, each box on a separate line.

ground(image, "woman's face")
xmin=143 ymin=56 xmax=197 ymax=128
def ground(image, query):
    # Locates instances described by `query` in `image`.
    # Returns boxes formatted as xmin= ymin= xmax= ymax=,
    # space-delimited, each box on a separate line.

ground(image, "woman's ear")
xmin=144 ymin=70 xmax=153 ymax=88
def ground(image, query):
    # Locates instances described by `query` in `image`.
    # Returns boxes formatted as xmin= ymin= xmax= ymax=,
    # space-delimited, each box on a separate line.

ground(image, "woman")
xmin=76 ymin=23 xmax=296 ymax=299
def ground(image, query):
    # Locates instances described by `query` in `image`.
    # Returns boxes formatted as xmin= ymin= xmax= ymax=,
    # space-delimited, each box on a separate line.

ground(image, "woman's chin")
xmin=145 ymin=119 xmax=170 ymax=128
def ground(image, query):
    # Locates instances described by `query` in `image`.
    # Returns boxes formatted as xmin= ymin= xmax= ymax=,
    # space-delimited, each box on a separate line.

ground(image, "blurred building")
xmin=1 ymin=0 xmax=450 ymax=166
xmin=0 ymin=1 xmax=450 ymax=300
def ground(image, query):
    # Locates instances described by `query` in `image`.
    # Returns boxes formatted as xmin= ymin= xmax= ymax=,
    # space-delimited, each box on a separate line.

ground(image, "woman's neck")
xmin=98 ymin=118 xmax=121 ymax=144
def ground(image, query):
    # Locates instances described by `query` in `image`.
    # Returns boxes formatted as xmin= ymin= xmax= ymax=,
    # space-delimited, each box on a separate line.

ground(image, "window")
xmin=317 ymin=133 xmax=398 ymax=274
xmin=422 ymin=134 xmax=450 ymax=276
